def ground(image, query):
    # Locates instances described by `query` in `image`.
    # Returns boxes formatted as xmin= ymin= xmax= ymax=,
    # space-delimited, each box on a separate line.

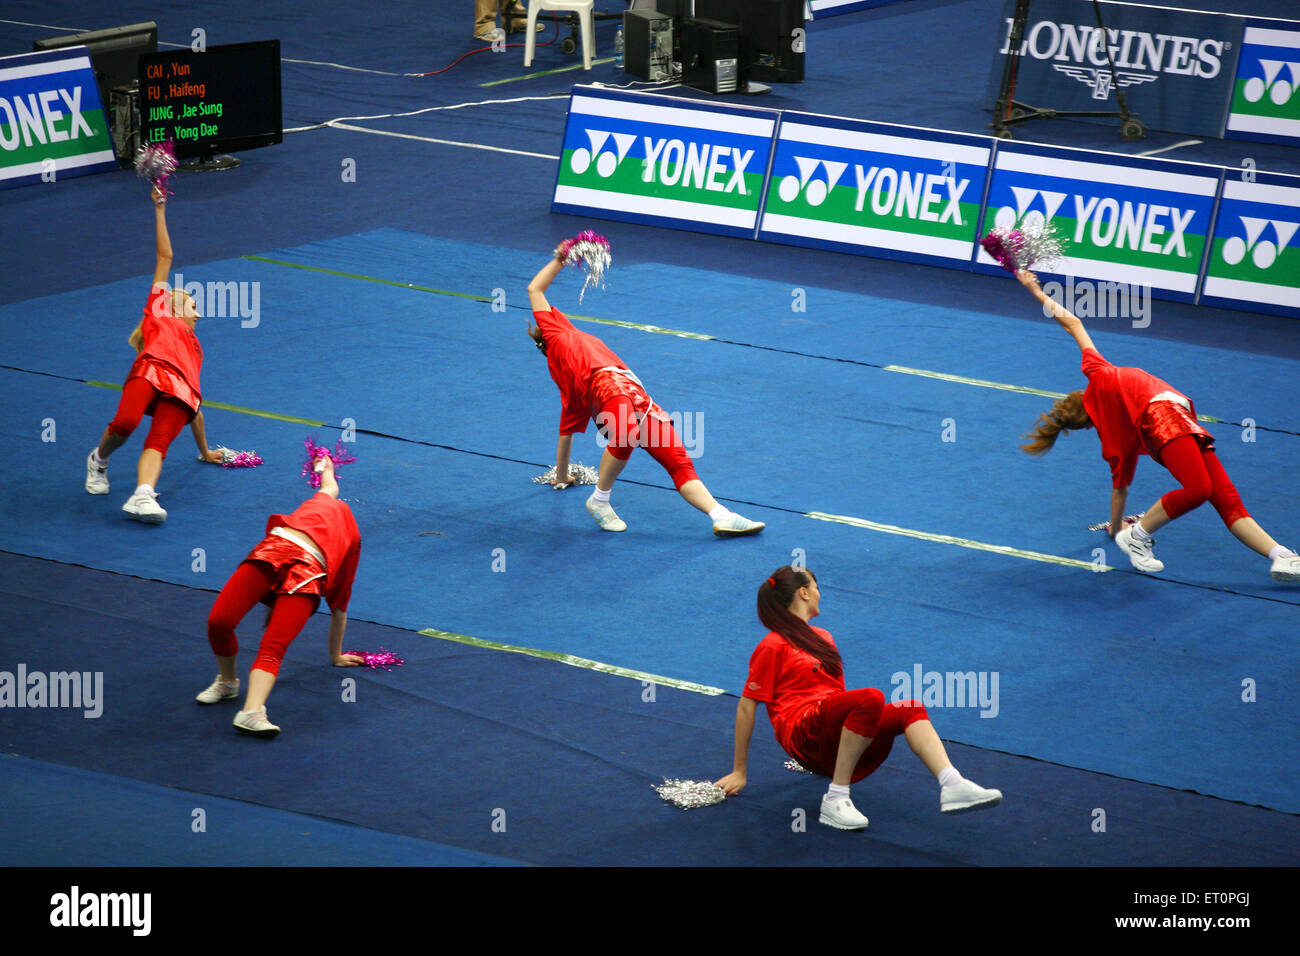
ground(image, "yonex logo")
xmin=569 ymin=129 xmax=636 ymax=178
xmin=777 ymin=156 xmax=849 ymax=207
xmin=1222 ymin=216 xmax=1298 ymax=270
xmin=1243 ymin=61 xmax=1300 ymax=106
xmin=993 ymin=186 xmax=1067 ymax=232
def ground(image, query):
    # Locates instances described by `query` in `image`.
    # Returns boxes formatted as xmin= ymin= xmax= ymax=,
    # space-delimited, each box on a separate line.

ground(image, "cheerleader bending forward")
xmin=715 ymin=566 xmax=1002 ymax=830
xmin=85 ymin=186 xmax=224 ymax=523
xmin=196 ymin=457 xmax=362 ymax=737
xmin=527 ymin=251 xmax=765 ymax=537
xmin=1017 ymin=270 xmax=1299 ymax=582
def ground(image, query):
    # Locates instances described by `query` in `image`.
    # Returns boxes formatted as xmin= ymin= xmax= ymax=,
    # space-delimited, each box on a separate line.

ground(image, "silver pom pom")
xmin=1089 ymin=513 xmax=1145 ymax=532
xmin=561 ymin=232 xmax=612 ymax=303
xmin=532 ymin=462 xmax=600 ymax=485
xmin=784 ymin=759 xmax=814 ymax=774
xmin=1018 ymin=218 xmax=1065 ymax=271
xmin=653 ymin=778 xmax=726 ymax=809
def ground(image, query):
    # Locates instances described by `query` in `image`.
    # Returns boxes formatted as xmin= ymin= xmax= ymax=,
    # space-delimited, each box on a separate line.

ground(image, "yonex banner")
xmin=551 ymin=88 xmax=779 ymax=239
xmin=973 ymin=142 xmax=1222 ymax=301
xmin=988 ymin=0 xmax=1243 ymax=139
xmin=1200 ymin=171 xmax=1300 ymax=319
xmin=0 ymin=46 xmax=118 ymax=190
xmin=1225 ymin=20 xmax=1300 ymax=147
xmin=758 ymin=113 xmax=991 ymax=267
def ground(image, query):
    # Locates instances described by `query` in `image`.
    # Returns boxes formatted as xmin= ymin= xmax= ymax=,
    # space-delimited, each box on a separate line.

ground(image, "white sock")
xmin=591 ymin=487 xmax=611 ymax=504
xmin=708 ymin=505 xmax=730 ymax=521
xmin=937 ymin=766 xmax=962 ymax=788
xmin=90 ymin=448 xmax=107 ymax=467
xmin=1130 ymin=523 xmax=1152 ymax=542
xmin=1269 ymin=546 xmax=1296 ymax=561
xmin=826 ymin=783 xmax=850 ymax=800
xmin=133 ymin=484 xmax=155 ymax=497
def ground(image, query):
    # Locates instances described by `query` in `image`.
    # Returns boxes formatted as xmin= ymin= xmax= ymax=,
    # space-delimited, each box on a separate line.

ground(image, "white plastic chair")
xmin=525 ymin=1 xmax=595 ymax=71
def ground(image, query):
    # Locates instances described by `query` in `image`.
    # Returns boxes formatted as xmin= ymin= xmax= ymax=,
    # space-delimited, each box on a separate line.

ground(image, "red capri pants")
xmin=206 ymin=538 xmax=325 ymax=676
xmin=107 ymin=377 xmax=192 ymax=458
xmin=788 ymin=688 xmax=930 ymax=783
xmin=594 ymin=392 xmax=699 ymax=489
xmin=1156 ymin=435 xmax=1249 ymax=526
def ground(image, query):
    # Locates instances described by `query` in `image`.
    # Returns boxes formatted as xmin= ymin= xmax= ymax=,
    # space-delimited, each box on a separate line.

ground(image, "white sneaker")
xmin=1270 ymin=554 xmax=1300 ymax=584
xmin=85 ymin=450 xmax=109 ymax=494
xmin=818 ymin=794 xmax=869 ymax=830
xmin=1115 ymin=526 xmax=1163 ymax=573
xmin=474 ymin=27 xmax=505 ymax=43
xmin=585 ymin=494 xmax=627 ymax=532
xmin=195 ymin=676 xmax=240 ymax=704
xmin=940 ymin=778 xmax=1002 ymax=814
xmin=122 ymin=490 xmax=167 ymax=524
xmin=713 ymin=513 xmax=765 ymax=537
xmin=233 ymin=707 xmax=280 ymax=738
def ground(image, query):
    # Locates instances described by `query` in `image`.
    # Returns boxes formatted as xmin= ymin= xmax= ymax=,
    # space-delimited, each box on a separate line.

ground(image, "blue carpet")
xmin=2 ymin=552 xmax=1296 ymax=866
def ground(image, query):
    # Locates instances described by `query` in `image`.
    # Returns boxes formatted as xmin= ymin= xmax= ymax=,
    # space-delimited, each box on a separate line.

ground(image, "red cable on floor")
xmin=417 ymin=16 xmax=560 ymax=77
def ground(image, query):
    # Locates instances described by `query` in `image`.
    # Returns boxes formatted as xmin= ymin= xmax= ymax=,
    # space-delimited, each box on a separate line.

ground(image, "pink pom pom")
xmin=223 ymin=451 xmax=263 ymax=468
xmin=346 ymin=648 xmax=405 ymax=670
xmin=981 ymin=221 xmax=1064 ymax=273
xmin=301 ymin=436 xmax=357 ymax=488
xmin=557 ymin=230 xmax=612 ymax=302
xmin=135 ymin=140 xmax=178 ymax=195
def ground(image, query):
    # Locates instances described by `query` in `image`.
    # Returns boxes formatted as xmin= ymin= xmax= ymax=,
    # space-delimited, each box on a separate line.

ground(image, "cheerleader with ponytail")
xmin=714 ymin=566 xmax=1002 ymax=830
xmin=1017 ymin=269 xmax=1300 ymax=582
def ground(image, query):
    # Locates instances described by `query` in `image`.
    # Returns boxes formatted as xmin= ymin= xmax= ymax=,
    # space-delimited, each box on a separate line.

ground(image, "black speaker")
xmin=681 ymin=19 xmax=739 ymax=94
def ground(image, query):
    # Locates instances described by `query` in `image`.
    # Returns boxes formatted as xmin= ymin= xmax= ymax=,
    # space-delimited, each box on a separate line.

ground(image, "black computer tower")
xmin=624 ymin=9 xmax=673 ymax=81
xmin=681 ymin=19 xmax=739 ymax=94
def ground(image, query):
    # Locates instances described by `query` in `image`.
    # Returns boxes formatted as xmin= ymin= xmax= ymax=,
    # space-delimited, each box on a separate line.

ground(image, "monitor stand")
xmin=181 ymin=151 xmax=241 ymax=173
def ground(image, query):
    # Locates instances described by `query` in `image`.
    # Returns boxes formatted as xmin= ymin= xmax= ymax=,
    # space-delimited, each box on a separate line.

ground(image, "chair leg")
xmin=579 ymin=9 xmax=592 ymax=70
xmin=524 ymin=7 xmax=539 ymax=66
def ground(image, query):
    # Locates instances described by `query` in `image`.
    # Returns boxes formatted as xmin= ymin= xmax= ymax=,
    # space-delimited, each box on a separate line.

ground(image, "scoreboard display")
xmin=138 ymin=40 xmax=281 ymax=158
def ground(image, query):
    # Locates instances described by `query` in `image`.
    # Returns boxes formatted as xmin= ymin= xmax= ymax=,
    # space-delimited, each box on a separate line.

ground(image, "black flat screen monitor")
xmin=138 ymin=40 xmax=282 ymax=162
xmin=33 ymin=21 xmax=158 ymax=104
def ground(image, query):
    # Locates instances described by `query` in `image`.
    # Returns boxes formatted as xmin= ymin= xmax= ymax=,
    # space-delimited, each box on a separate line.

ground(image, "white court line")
xmin=807 ymin=511 xmax=1112 ymax=571
xmin=324 ymin=121 xmax=558 ymax=159
xmin=1137 ymin=139 xmax=1203 ymax=157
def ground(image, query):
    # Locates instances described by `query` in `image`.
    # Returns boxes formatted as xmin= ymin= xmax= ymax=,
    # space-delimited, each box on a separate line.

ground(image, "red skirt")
xmin=243 ymin=534 xmax=325 ymax=598
xmin=1140 ymin=400 xmax=1214 ymax=463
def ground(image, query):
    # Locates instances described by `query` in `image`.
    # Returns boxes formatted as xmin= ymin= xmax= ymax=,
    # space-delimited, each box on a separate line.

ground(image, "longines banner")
xmin=0 ymin=46 xmax=118 ymax=189
xmin=988 ymin=0 xmax=1243 ymax=139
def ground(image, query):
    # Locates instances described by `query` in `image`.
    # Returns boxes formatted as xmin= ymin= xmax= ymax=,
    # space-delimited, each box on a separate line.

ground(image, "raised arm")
xmin=715 ymin=697 xmax=758 ymax=795
xmin=151 ymin=185 xmax=173 ymax=288
xmin=527 ymin=252 xmax=566 ymax=314
xmin=1017 ymin=270 xmax=1095 ymax=353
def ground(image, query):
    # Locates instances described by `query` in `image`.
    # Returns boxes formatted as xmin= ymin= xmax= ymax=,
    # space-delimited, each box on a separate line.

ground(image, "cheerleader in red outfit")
xmin=526 ymin=250 xmax=764 ymax=537
xmin=84 ymin=186 xmax=223 ymax=524
xmin=1017 ymin=270 xmax=1300 ymax=582
xmin=196 ymin=456 xmax=362 ymax=737
xmin=714 ymin=566 xmax=1002 ymax=830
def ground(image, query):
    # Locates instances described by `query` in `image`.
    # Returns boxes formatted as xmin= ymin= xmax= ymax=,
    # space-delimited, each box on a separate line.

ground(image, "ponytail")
xmin=1021 ymin=390 xmax=1090 ymax=456
xmin=757 ymin=566 xmax=842 ymax=679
